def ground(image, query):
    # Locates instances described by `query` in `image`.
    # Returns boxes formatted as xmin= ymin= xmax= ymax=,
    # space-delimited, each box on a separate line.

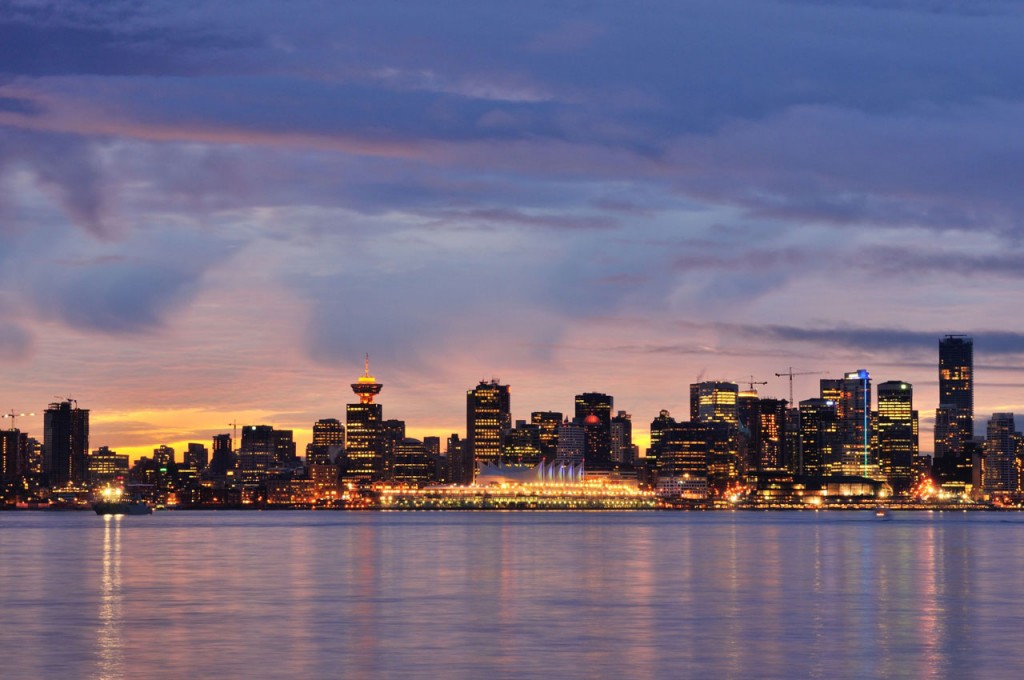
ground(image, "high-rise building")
xmin=575 ymin=392 xmax=614 ymax=468
xmin=555 ymin=420 xmax=586 ymax=466
xmin=153 ymin=445 xmax=175 ymax=467
xmin=983 ymin=413 xmax=1019 ymax=495
xmin=502 ymin=421 xmax=542 ymax=465
xmin=87 ymin=446 xmax=129 ymax=484
xmin=656 ymin=421 xmax=729 ymax=495
xmin=43 ymin=400 xmax=89 ymax=487
xmin=821 ymin=370 xmax=872 ymax=474
xmin=799 ymin=398 xmax=840 ymax=476
xmin=208 ymin=434 xmax=235 ymax=478
xmin=381 ymin=419 xmax=406 ymax=482
xmin=530 ymin=411 xmax=562 ymax=460
xmin=467 ymin=380 xmax=511 ymax=467
xmin=185 ymin=443 xmax=209 ymax=471
xmin=610 ymin=411 xmax=634 ymax=465
xmin=346 ymin=357 xmax=385 ymax=482
xmin=876 ymin=381 xmax=918 ymax=493
xmin=757 ymin=399 xmax=789 ymax=472
xmin=392 ymin=438 xmax=432 ymax=486
xmin=308 ymin=418 xmax=345 ymax=465
xmin=648 ymin=410 xmax=677 ymax=467
xmin=936 ymin=335 xmax=974 ymax=459
xmin=446 ymin=434 xmax=471 ymax=485
xmin=691 ymin=382 xmax=739 ymax=426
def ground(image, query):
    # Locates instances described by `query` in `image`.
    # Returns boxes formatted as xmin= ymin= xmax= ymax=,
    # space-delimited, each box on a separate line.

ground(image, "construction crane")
xmin=741 ymin=376 xmax=768 ymax=392
xmin=228 ymin=420 xmax=240 ymax=441
xmin=774 ymin=368 xmax=824 ymax=405
xmin=2 ymin=410 xmax=34 ymax=431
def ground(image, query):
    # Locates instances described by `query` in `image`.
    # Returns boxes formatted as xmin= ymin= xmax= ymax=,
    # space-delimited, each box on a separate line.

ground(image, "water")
xmin=2 ymin=510 xmax=1023 ymax=679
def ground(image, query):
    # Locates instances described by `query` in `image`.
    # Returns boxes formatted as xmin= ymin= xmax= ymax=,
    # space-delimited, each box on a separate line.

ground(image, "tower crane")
xmin=742 ymin=376 xmax=768 ymax=392
xmin=774 ymin=368 xmax=824 ymax=405
xmin=2 ymin=410 xmax=34 ymax=431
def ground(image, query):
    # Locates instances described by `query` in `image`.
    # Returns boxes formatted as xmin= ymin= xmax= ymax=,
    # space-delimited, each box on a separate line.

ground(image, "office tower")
xmin=610 ymin=411 xmax=634 ymax=465
xmin=656 ymin=422 xmax=728 ymax=496
xmin=467 ymin=380 xmax=511 ymax=467
xmin=555 ymin=419 xmax=586 ymax=466
xmin=936 ymin=335 xmax=974 ymax=458
xmin=691 ymin=382 xmax=740 ymax=426
xmin=648 ymin=410 xmax=677 ymax=466
xmin=876 ymin=381 xmax=918 ymax=493
xmin=392 ymin=438 xmax=432 ymax=485
xmin=347 ymin=357 xmax=385 ymax=482
xmin=381 ymin=419 xmax=406 ymax=481
xmin=241 ymin=426 xmax=274 ymax=455
xmin=799 ymin=398 xmax=840 ymax=476
xmin=502 ymin=421 xmax=542 ymax=465
xmin=272 ymin=430 xmax=297 ymax=464
xmin=185 ymin=443 xmax=209 ymax=472
xmin=153 ymin=445 xmax=175 ymax=467
xmin=983 ymin=413 xmax=1019 ymax=494
xmin=208 ymin=433 xmax=235 ymax=478
xmin=737 ymin=391 xmax=761 ymax=465
xmin=1 ymin=429 xmax=19 ymax=483
xmin=821 ymin=370 xmax=872 ymax=473
xmin=446 ymin=433 xmax=471 ymax=485
xmin=530 ymin=411 xmax=562 ymax=460
xmin=757 ymin=399 xmax=789 ymax=472
xmin=575 ymin=392 xmax=614 ymax=468
xmin=308 ymin=418 xmax=345 ymax=465
xmin=43 ymin=399 xmax=89 ymax=487
xmin=238 ymin=426 xmax=275 ymax=486
xmin=422 ymin=436 xmax=443 ymax=483
xmin=87 ymin=446 xmax=129 ymax=484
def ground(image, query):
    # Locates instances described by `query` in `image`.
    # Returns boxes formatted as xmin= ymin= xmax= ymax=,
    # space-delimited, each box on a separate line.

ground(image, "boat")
xmin=875 ymin=506 xmax=891 ymax=520
xmin=92 ymin=486 xmax=153 ymax=516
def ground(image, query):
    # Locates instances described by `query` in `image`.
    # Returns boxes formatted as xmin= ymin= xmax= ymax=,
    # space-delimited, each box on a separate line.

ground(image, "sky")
xmin=3 ymin=0 xmax=1024 ymax=460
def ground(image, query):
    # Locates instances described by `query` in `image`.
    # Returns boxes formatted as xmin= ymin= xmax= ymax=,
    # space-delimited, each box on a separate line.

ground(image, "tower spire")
xmin=364 ymin=353 xmax=370 ymax=377
xmin=351 ymin=354 xmax=383 ymax=404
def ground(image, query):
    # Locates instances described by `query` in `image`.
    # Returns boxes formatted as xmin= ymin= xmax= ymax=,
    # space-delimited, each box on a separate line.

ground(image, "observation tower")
xmin=351 ymin=354 xmax=383 ymax=404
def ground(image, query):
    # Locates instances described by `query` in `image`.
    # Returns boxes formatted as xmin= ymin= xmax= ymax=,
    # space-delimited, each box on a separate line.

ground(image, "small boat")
xmin=92 ymin=487 xmax=153 ymax=515
xmin=875 ymin=506 xmax=891 ymax=520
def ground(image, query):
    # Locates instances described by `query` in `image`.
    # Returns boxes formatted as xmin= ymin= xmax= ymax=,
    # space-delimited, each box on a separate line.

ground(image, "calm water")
xmin=2 ymin=510 xmax=1023 ymax=679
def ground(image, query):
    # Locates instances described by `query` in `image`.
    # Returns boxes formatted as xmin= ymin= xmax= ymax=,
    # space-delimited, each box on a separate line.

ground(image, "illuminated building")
xmin=502 ymin=421 xmax=542 ymax=465
xmin=382 ymin=419 xmax=406 ymax=481
xmin=655 ymin=421 xmax=728 ymax=499
xmin=308 ymin=418 xmax=345 ymax=466
xmin=87 ymin=446 xmax=129 ymax=484
xmin=555 ymin=419 xmax=586 ymax=466
xmin=647 ymin=410 xmax=677 ymax=470
xmin=575 ymin=392 xmax=613 ymax=468
xmin=610 ymin=411 xmax=635 ymax=465
xmin=466 ymin=380 xmax=511 ymax=468
xmin=273 ymin=430 xmax=297 ymax=463
xmin=153 ymin=445 xmax=175 ymax=466
xmin=393 ymin=438 xmax=432 ymax=485
xmin=737 ymin=390 xmax=761 ymax=470
xmin=983 ymin=413 xmax=1019 ymax=495
xmin=936 ymin=335 xmax=974 ymax=459
xmin=691 ymin=381 xmax=739 ymax=426
xmin=446 ymin=433 xmax=472 ymax=485
xmin=347 ymin=357 xmax=385 ymax=482
xmin=757 ymin=399 xmax=789 ymax=472
xmin=799 ymin=398 xmax=840 ymax=476
xmin=186 ymin=443 xmax=209 ymax=471
xmin=43 ymin=399 xmax=89 ymax=487
xmin=530 ymin=411 xmax=562 ymax=460
xmin=820 ymin=370 xmax=873 ymax=475
xmin=875 ymin=381 xmax=918 ymax=493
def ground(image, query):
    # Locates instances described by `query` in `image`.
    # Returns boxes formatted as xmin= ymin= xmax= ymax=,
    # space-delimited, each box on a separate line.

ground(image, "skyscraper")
xmin=575 ymin=392 xmax=613 ymax=468
xmin=610 ymin=411 xmax=634 ymax=465
xmin=43 ymin=399 xmax=89 ymax=487
xmin=530 ymin=411 xmax=562 ymax=460
xmin=467 ymin=380 xmax=511 ymax=468
xmin=691 ymin=381 xmax=739 ymax=426
xmin=308 ymin=418 xmax=345 ymax=465
xmin=346 ymin=357 xmax=385 ymax=482
xmin=936 ymin=335 xmax=974 ymax=459
xmin=1 ymin=428 xmax=20 ymax=484
xmin=875 ymin=381 xmax=918 ymax=493
xmin=208 ymin=433 xmax=235 ymax=478
xmin=983 ymin=413 xmax=1018 ymax=495
xmin=757 ymin=398 xmax=789 ymax=472
xmin=821 ymin=370 xmax=872 ymax=474
xmin=799 ymin=398 xmax=840 ymax=476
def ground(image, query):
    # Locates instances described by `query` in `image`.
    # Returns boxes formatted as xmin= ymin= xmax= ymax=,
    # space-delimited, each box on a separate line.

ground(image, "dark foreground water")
xmin=2 ymin=511 xmax=1023 ymax=679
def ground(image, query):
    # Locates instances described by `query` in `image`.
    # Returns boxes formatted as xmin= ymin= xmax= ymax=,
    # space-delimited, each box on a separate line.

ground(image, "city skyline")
xmin=4 ymin=2 xmax=1024 ymax=460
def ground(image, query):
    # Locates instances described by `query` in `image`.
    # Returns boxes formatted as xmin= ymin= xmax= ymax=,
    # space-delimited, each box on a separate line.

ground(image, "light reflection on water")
xmin=1 ymin=511 xmax=1023 ymax=679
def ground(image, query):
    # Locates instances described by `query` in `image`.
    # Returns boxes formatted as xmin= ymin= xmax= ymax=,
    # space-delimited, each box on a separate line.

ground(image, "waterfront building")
xmin=1 ymin=428 xmax=20 ymax=483
xmin=87 ymin=446 xmax=129 ymax=485
xmin=820 ymin=370 xmax=873 ymax=475
xmin=502 ymin=421 xmax=543 ymax=466
xmin=43 ymin=399 xmax=89 ymax=487
xmin=757 ymin=399 xmax=789 ymax=472
xmin=555 ymin=419 xmax=586 ymax=466
xmin=875 ymin=381 xmax=918 ymax=494
xmin=936 ymin=335 xmax=974 ymax=459
xmin=347 ymin=357 xmax=385 ymax=482
xmin=610 ymin=411 xmax=635 ymax=465
xmin=530 ymin=411 xmax=562 ymax=460
xmin=575 ymin=392 xmax=614 ymax=468
xmin=983 ymin=413 xmax=1019 ymax=495
xmin=467 ymin=380 xmax=511 ymax=467
xmin=381 ymin=419 xmax=406 ymax=481
xmin=799 ymin=398 xmax=840 ymax=476
xmin=737 ymin=390 xmax=761 ymax=470
xmin=446 ymin=433 xmax=472 ymax=485
xmin=186 ymin=443 xmax=209 ymax=472
xmin=393 ymin=438 xmax=432 ymax=486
